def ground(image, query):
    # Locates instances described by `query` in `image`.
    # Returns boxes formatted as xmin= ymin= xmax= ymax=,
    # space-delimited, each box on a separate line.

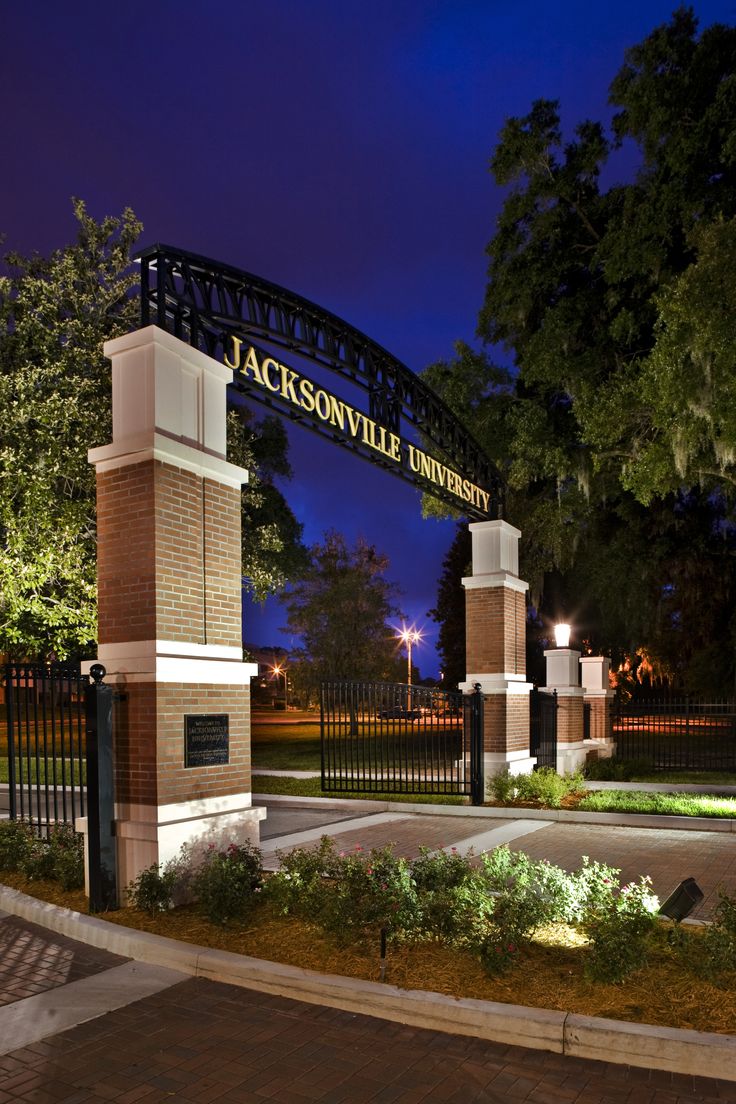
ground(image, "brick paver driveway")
xmin=2 ymin=975 xmax=734 ymax=1104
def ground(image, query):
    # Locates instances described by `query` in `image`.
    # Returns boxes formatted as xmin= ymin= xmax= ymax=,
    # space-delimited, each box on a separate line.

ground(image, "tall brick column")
xmin=461 ymin=520 xmax=535 ymax=788
xmin=580 ymin=656 xmax=615 ymax=760
xmin=84 ymin=325 xmax=264 ymax=897
xmin=543 ymin=648 xmax=586 ymax=773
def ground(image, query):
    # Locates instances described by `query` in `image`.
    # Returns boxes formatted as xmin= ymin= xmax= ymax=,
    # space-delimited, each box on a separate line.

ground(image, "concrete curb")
xmin=254 ymin=793 xmax=736 ymax=833
xmin=2 ymin=884 xmax=735 ymax=1081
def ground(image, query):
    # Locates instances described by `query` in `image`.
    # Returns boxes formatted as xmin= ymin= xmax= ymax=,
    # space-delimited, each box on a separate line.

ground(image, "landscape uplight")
xmin=659 ymin=877 xmax=704 ymax=923
xmin=553 ymin=623 xmax=571 ymax=648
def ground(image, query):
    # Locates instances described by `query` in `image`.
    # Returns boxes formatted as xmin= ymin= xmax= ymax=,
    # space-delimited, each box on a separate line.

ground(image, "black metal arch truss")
xmin=136 ymin=243 xmax=504 ymax=519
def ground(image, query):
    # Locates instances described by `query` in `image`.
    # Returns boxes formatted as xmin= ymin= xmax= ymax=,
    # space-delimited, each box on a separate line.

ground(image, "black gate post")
xmin=85 ymin=663 xmax=118 ymax=912
xmin=5 ymin=668 xmax=17 ymax=821
xmin=469 ymin=683 xmax=484 ymax=806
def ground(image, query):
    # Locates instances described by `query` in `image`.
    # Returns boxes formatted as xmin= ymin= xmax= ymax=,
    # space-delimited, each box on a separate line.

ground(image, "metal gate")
xmin=4 ymin=663 xmax=87 ymax=831
xmin=320 ymin=681 xmax=484 ymax=804
xmin=530 ymin=687 xmax=557 ymax=771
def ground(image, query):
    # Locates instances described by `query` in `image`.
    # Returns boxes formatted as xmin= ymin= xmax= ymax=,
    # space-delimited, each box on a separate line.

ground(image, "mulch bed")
xmin=3 ymin=872 xmax=736 ymax=1036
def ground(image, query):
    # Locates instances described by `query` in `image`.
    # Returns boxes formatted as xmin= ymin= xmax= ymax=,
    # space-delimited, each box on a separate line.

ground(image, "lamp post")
xmin=397 ymin=626 xmax=421 ymax=709
xmin=553 ymin=623 xmax=571 ymax=648
xmin=272 ymin=664 xmax=288 ymax=710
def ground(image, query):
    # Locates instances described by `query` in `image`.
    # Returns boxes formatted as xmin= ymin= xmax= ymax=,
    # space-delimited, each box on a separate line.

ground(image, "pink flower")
xmin=355 ymin=845 xmax=363 ymax=852
xmin=366 ymin=868 xmax=373 ymax=875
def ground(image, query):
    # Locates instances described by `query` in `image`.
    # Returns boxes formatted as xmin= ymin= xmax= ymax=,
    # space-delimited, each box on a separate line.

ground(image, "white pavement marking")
xmin=260 ymin=811 xmax=411 ymax=860
xmin=437 ymin=818 xmax=553 ymax=858
xmin=0 ymin=961 xmax=187 ymax=1055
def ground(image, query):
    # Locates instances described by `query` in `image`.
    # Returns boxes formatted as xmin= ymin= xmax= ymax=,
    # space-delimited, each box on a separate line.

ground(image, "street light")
xmin=553 ymin=623 xmax=571 ymax=648
xmin=271 ymin=663 xmax=288 ymax=710
xmin=396 ymin=625 xmax=422 ymax=708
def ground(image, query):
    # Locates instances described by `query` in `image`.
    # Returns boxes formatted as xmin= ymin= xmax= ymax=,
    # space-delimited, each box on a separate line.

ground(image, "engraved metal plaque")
xmin=184 ymin=714 xmax=229 ymax=768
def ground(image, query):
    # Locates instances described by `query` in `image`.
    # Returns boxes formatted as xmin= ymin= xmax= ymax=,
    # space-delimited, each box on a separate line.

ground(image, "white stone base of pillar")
xmin=584 ymin=737 xmax=615 ymax=760
xmin=555 ymin=742 xmax=588 ymax=775
xmin=483 ymin=750 xmax=537 ymax=800
xmin=76 ymin=794 xmax=267 ymax=903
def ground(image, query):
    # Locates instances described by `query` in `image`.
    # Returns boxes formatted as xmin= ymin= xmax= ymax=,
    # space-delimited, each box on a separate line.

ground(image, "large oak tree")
xmin=0 ymin=201 xmax=306 ymax=659
xmin=424 ymin=8 xmax=736 ymax=691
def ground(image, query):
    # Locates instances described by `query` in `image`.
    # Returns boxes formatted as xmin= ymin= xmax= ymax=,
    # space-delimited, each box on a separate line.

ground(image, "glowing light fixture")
xmin=270 ymin=663 xmax=288 ymax=709
xmin=553 ymin=623 xmax=571 ymax=648
xmin=396 ymin=625 xmax=423 ymax=709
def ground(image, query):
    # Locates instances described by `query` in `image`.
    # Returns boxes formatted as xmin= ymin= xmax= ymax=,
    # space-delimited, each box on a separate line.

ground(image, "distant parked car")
xmin=378 ymin=707 xmax=421 ymax=720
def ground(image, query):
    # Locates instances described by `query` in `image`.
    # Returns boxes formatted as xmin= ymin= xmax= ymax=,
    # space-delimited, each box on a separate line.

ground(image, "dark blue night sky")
xmin=3 ymin=0 xmax=734 ymax=676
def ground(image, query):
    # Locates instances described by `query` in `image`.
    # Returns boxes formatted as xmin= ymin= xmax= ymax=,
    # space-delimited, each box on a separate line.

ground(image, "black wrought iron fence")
xmin=613 ymin=694 xmax=736 ymax=771
xmin=530 ymin=687 xmax=557 ymax=770
xmin=320 ymin=680 xmax=484 ymax=802
xmin=4 ymin=663 xmax=87 ymax=831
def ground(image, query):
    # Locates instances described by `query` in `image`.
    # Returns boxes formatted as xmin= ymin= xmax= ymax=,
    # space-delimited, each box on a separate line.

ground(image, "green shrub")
xmin=0 ymin=820 xmax=84 ymax=889
xmin=566 ymin=856 xmax=622 ymax=923
xmin=489 ymin=769 xmax=518 ymax=803
xmin=476 ymin=861 xmax=560 ymax=975
xmin=696 ymin=891 xmax=736 ymax=982
xmin=194 ymin=841 xmax=263 ymax=926
xmin=128 ymin=862 xmax=180 ymax=915
xmin=0 ymin=819 xmax=35 ymax=872
xmin=47 ymin=823 xmax=84 ymax=890
xmin=584 ymin=757 xmax=654 ymax=781
xmin=582 ymin=876 xmax=659 ymax=982
xmin=527 ymin=768 xmax=583 ymax=808
xmin=410 ymin=847 xmax=491 ymax=942
xmin=473 ymin=848 xmax=574 ymax=974
xmin=321 ymin=844 xmax=419 ymax=940
xmin=489 ymin=768 xmax=582 ymax=809
xmin=479 ymin=844 xmax=532 ymax=891
xmin=477 ymin=935 xmax=520 ymax=974
xmin=21 ymin=837 xmax=56 ymax=881
xmin=265 ymin=835 xmax=338 ymax=920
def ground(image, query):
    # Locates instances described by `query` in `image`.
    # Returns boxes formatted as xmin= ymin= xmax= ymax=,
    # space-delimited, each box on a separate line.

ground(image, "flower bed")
xmin=2 ymin=821 xmax=736 ymax=1036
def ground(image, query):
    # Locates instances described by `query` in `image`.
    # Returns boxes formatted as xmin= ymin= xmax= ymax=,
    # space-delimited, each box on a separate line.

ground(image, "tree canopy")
xmin=279 ymin=530 xmax=404 ymax=701
xmin=0 ymin=200 xmax=306 ymax=659
xmin=424 ymin=7 xmax=736 ymax=691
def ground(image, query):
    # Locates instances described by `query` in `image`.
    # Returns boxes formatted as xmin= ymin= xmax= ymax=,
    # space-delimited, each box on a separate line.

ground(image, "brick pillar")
xmin=580 ymin=656 xmax=615 ymax=760
xmin=542 ymin=648 xmax=586 ymax=774
xmin=461 ymin=520 xmax=534 ymax=789
xmin=81 ymin=325 xmax=264 ymax=898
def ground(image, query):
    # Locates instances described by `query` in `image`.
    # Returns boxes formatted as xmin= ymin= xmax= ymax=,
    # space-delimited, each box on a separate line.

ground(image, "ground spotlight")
xmin=658 ymin=878 xmax=704 ymax=922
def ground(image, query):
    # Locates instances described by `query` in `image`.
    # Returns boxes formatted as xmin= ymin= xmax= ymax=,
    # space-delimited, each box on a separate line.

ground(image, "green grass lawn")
xmin=631 ymin=770 xmax=736 ymax=785
xmin=578 ymin=789 xmax=736 ymax=818
xmin=251 ymin=722 xmax=321 ymax=769
xmin=0 ymin=758 xmax=86 ymax=785
xmin=251 ymin=722 xmax=464 ymax=773
xmin=252 ymin=773 xmax=466 ymax=804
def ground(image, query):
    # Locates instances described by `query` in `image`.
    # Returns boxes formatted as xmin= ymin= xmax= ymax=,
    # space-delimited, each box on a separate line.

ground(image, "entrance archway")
xmin=136 ymin=244 xmax=503 ymax=520
xmin=81 ymin=246 xmax=536 ymax=898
